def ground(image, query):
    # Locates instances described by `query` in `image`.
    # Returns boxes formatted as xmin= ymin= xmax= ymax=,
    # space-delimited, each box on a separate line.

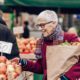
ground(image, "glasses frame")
xmin=36 ymin=21 xmax=55 ymax=29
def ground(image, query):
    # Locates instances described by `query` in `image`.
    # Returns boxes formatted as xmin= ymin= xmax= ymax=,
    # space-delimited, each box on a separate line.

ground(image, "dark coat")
xmin=22 ymin=26 xmax=30 ymax=38
xmin=0 ymin=17 xmax=7 ymax=26
xmin=0 ymin=23 xmax=19 ymax=59
xmin=22 ymin=32 xmax=80 ymax=80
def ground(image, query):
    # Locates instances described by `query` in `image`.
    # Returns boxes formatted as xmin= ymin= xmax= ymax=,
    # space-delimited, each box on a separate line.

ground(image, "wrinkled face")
xmin=37 ymin=21 xmax=57 ymax=37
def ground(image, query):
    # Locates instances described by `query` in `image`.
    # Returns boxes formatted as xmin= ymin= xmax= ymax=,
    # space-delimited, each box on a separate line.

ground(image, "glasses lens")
xmin=37 ymin=21 xmax=54 ymax=29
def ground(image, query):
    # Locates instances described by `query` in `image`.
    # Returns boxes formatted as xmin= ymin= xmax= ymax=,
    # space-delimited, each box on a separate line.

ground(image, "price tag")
xmin=0 ymin=41 xmax=13 ymax=54
xmin=13 ymin=26 xmax=24 ymax=35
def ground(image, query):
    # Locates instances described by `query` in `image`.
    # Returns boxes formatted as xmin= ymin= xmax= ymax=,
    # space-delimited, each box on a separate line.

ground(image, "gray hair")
xmin=36 ymin=10 xmax=58 ymax=25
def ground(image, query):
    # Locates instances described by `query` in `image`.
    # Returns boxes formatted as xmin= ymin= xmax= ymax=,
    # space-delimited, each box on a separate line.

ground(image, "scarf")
xmin=43 ymin=25 xmax=64 ymax=42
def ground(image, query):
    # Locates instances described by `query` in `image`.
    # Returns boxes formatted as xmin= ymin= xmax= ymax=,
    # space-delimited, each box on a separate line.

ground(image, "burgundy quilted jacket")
xmin=22 ymin=32 xmax=80 ymax=80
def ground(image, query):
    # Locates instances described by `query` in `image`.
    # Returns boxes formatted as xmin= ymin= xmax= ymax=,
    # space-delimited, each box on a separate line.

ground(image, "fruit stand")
xmin=16 ymin=37 xmax=38 ymax=54
xmin=0 ymin=37 xmax=37 ymax=80
xmin=15 ymin=71 xmax=26 ymax=80
xmin=17 ymin=37 xmax=43 ymax=80
xmin=0 ymin=56 xmax=23 ymax=80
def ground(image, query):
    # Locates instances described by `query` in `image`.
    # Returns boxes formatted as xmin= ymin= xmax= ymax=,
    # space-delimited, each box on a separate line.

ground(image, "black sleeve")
xmin=5 ymin=28 xmax=20 ymax=59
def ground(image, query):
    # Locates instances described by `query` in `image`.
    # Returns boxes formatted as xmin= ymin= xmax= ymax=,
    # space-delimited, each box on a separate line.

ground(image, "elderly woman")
xmin=12 ymin=10 xmax=80 ymax=80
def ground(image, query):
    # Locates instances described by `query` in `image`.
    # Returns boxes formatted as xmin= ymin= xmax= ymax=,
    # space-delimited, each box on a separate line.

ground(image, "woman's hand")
xmin=11 ymin=57 xmax=20 ymax=64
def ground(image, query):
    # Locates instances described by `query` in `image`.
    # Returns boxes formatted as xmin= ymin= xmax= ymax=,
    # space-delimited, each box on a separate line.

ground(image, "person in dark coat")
xmin=12 ymin=10 xmax=80 ymax=80
xmin=22 ymin=21 xmax=30 ymax=38
xmin=0 ymin=17 xmax=7 ymax=26
xmin=0 ymin=23 xmax=19 ymax=59
xmin=0 ymin=10 xmax=7 ymax=26
xmin=0 ymin=10 xmax=19 ymax=59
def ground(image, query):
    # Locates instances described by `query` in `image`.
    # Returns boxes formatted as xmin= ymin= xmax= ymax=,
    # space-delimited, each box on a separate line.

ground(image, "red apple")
xmin=0 ymin=74 xmax=7 ymax=80
xmin=6 ymin=60 xmax=11 ymax=65
xmin=26 ymin=44 xmax=31 ymax=50
xmin=7 ymin=65 xmax=15 ymax=73
xmin=15 ymin=64 xmax=22 ymax=75
xmin=0 ymin=56 xmax=7 ymax=63
xmin=0 ymin=63 xmax=7 ymax=74
xmin=12 ymin=72 xmax=18 ymax=79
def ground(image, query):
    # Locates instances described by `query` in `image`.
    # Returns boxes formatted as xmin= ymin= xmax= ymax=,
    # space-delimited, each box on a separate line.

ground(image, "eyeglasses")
xmin=37 ymin=21 xmax=55 ymax=29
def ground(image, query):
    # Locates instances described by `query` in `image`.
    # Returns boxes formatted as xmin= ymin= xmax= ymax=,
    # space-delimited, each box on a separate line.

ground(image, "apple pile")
xmin=0 ymin=56 xmax=22 ymax=80
xmin=16 ymin=37 xmax=39 ymax=54
xmin=60 ymin=41 xmax=80 ymax=46
xmin=71 ymin=42 xmax=80 ymax=46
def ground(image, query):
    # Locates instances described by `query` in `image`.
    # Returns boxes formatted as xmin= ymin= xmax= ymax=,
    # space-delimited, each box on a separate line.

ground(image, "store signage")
xmin=0 ymin=41 xmax=13 ymax=54
xmin=13 ymin=26 xmax=24 ymax=35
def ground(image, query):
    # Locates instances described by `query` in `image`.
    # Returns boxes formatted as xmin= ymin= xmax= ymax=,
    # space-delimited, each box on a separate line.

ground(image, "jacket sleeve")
xmin=21 ymin=38 xmax=43 ymax=74
xmin=65 ymin=63 xmax=80 ymax=80
xmin=5 ymin=28 xmax=19 ymax=59
xmin=21 ymin=59 xmax=43 ymax=74
xmin=69 ymin=34 xmax=80 ymax=42
xmin=64 ymin=32 xmax=80 ymax=42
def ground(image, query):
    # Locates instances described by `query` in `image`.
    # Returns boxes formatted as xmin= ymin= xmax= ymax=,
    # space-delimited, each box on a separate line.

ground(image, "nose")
xmin=40 ymin=25 xmax=45 ymax=29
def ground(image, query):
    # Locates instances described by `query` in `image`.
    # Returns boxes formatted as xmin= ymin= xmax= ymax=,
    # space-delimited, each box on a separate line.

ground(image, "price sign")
xmin=0 ymin=41 xmax=13 ymax=54
xmin=13 ymin=26 xmax=24 ymax=35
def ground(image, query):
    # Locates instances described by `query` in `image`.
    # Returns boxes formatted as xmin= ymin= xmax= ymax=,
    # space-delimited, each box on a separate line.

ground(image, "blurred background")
xmin=1 ymin=0 xmax=80 ymax=80
xmin=1 ymin=0 xmax=80 ymax=37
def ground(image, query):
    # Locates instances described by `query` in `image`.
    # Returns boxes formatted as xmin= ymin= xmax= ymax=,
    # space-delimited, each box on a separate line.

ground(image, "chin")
xmin=43 ymin=33 xmax=49 ymax=37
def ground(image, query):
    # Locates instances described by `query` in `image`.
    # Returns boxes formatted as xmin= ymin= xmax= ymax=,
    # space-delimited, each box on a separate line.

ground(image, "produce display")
xmin=60 ymin=41 xmax=80 ymax=46
xmin=0 ymin=56 xmax=22 ymax=80
xmin=71 ymin=42 xmax=80 ymax=46
xmin=17 ymin=37 xmax=80 ymax=54
xmin=16 ymin=37 xmax=39 ymax=54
